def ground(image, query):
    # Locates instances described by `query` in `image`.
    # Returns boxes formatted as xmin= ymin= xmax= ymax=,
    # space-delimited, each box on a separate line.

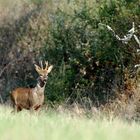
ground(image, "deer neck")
xmin=34 ymin=77 xmax=47 ymax=94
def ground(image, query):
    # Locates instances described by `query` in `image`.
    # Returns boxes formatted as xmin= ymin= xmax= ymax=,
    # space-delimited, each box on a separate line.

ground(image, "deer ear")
xmin=34 ymin=64 xmax=41 ymax=73
xmin=47 ymin=65 xmax=53 ymax=73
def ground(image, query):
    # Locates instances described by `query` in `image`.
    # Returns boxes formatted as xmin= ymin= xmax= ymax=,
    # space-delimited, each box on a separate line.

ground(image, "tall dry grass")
xmin=0 ymin=105 xmax=140 ymax=140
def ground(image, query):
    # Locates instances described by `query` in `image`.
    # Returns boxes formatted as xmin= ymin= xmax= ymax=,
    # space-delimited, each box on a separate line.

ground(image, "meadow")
xmin=0 ymin=106 xmax=139 ymax=140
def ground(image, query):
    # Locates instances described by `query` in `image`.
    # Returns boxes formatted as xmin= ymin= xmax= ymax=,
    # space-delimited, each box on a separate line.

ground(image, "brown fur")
xmin=11 ymin=87 xmax=44 ymax=112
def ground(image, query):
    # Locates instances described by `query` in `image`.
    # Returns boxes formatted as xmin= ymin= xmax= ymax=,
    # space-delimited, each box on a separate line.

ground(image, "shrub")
xmin=42 ymin=0 xmax=139 ymax=105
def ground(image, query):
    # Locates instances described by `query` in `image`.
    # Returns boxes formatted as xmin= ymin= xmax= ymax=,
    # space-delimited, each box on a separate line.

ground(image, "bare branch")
xmin=99 ymin=22 xmax=137 ymax=44
xmin=134 ymin=35 xmax=140 ymax=48
xmin=135 ymin=64 xmax=140 ymax=68
xmin=99 ymin=22 xmax=140 ymax=68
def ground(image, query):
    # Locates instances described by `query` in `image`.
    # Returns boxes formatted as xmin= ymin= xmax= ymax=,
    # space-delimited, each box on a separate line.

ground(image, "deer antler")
xmin=34 ymin=64 xmax=42 ymax=73
xmin=45 ymin=61 xmax=48 ymax=70
xmin=35 ymin=60 xmax=53 ymax=75
xmin=40 ymin=60 xmax=43 ymax=70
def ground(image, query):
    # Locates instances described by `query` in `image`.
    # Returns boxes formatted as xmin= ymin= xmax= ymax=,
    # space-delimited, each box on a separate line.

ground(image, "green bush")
xmin=42 ymin=0 xmax=139 ymax=105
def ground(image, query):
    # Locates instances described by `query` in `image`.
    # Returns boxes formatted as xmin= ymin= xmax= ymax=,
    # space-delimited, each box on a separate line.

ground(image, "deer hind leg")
xmin=11 ymin=105 xmax=21 ymax=114
xmin=13 ymin=104 xmax=22 ymax=113
xmin=16 ymin=105 xmax=23 ymax=112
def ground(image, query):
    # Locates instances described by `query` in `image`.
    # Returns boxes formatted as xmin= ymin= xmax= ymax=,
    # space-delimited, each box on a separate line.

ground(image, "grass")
xmin=0 ymin=106 xmax=139 ymax=140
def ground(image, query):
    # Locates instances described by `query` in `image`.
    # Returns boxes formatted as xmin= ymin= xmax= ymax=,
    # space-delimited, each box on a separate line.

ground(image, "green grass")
xmin=0 ymin=106 xmax=139 ymax=140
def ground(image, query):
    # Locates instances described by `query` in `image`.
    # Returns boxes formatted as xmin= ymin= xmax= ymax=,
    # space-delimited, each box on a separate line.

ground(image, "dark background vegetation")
xmin=0 ymin=0 xmax=140 ymax=115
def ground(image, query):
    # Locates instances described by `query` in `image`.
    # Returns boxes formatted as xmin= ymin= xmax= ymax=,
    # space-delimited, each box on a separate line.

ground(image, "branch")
xmin=99 ymin=22 xmax=139 ymax=46
xmin=99 ymin=22 xmax=140 ymax=68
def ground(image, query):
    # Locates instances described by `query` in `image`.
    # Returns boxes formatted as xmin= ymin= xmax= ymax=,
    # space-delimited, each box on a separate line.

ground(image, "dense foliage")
xmin=42 ymin=0 xmax=140 ymax=105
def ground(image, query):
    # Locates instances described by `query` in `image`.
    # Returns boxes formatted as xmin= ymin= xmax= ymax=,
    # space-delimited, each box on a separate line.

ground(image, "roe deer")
xmin=11 ymin=61 xmax=53 ymax=112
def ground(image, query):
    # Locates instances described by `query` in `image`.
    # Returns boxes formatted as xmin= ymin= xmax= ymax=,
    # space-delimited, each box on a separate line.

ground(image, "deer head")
xmin=34 ymin=61 xmax=53 ymax=85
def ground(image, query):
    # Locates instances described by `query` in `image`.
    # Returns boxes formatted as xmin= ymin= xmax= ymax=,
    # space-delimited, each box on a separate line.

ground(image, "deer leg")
xmin=34 ymin=105 xmax=41 ymax=111
xmin=11 ymin=105 xmax=20 ymax=114
xmin=14 ymin=104 xmax=22 ymax=112
xmin=35 ymin=105 xmax=42 ymax=115
xmin=29 ymin=105 xmax=41 ymax=115
xmin=29 ymin=106 xmax=35 ymax=114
